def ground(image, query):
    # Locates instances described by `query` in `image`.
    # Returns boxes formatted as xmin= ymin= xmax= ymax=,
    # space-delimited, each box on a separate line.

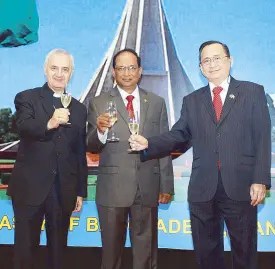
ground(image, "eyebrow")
xmin=116 ymin=65 xmax=135 ymax=67
xmin=50 ymin=65 xmax=70 ymax=69
xmin=203 ymin=54 xmax=221 ymax=59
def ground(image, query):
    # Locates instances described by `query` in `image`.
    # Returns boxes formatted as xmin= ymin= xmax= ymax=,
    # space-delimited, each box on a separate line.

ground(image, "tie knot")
xmin=126 ymin=95 xmax=134 ymax=102
xmin=213 ymin=86 xmax=223 ymax=95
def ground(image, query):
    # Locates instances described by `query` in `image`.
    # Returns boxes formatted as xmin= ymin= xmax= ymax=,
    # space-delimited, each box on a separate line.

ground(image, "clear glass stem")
xmin=111 ymin=124 xmax=115 ymax=139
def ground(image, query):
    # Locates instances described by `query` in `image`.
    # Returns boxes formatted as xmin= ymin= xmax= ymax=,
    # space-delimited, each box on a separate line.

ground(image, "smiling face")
xmin=44 ymin=52 xmax=73 ymax=93
xmin=112 ymin=51 xmax=142 ymax=94
xmin=200 ymin=43 xmax=232 ymax=86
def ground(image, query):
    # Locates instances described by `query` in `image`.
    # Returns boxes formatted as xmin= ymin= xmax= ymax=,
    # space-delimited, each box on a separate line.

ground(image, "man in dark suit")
xmin=8 ymin=49 xmax=88 ymax=269
xmin=86 ymin=48 xmax=174 ymax=269
xmin=129 ymin=41 xmax=271 ymax=269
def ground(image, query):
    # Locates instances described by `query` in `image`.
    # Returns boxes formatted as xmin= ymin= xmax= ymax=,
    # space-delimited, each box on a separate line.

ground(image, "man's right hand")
xmin=129 ymin=134 xmax=148 ymax=151
xmin=47 ymin=108 xmax=70 ymax=130
xmin=97 ymin=113 xmax=111 ymax=134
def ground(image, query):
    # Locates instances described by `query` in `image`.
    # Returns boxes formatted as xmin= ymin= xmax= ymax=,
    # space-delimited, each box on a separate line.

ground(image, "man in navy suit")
xmin=129 ymin=41 xmax=271 ymax=269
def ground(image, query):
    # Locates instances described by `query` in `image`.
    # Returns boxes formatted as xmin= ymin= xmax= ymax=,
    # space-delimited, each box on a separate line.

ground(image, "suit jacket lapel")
xmin=139 ymin=88 xmax=149 ymax=135
xmin=40 ymin=83 xmax=55 ymax=118
xmin=218 ymin=77 xmax=240 ymax=127
xmin=201 ymin=85 xmax=217 ymax=124
xmin=110 ymin=87 xmax=129 ymax=125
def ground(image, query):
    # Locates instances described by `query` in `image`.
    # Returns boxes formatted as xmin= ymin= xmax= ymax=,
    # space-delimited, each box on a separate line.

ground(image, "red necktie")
xmin=212 ymin=86 xmax=223 ymax=121
xmin=212 ymin=86 xmax=223 ymax=169
xmin=126 ymin=95 xmax=135 ymax=119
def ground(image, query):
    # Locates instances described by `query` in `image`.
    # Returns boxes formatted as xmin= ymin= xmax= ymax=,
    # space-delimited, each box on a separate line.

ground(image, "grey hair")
xmin=44 ymin=48 xmax=74 ymax=71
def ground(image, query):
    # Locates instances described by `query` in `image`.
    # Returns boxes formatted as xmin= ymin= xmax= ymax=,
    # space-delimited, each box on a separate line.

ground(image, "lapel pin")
xmin=229 ymin=94 xmax=235 ymax=99
xmin=144 ymin=98 xmax=148 ymax=103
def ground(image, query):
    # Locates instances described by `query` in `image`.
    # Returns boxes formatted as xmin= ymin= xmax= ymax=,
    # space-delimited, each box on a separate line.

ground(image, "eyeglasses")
xmin=115 ymin=65 xmax=138 ymax=73
xmin=201 ymin=55 xmax=229 ymax=66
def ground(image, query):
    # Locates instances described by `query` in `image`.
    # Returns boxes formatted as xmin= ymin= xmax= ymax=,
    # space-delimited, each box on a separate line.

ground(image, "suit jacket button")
xmin=57 ymin=135 xmax=61 ymax=139
xmin=53 ymin=170 xmax=57 ymax=174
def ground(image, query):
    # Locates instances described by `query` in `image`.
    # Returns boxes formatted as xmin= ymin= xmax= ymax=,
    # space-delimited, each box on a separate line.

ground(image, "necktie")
xmin=212 ymin=86 xmax=223 ymax=121
xmin=212 ymin=86 xmax=223 ymax=169
xmin=126 ymin=95 xmax=135 ymax=119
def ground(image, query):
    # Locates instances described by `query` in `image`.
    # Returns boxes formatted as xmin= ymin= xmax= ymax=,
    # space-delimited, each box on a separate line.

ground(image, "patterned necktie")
xmin=212 ymin=86 xmax=223 ymax=121
xmin=126 ymin=95 xmax=135 ymax=119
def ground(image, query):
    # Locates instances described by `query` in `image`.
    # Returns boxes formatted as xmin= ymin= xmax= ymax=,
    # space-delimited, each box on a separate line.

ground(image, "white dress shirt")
xmin=97 ymin=86 xmax=140 ymax=143
xmin=117 ymin=85 xmax=140 ymax=116
xmin=209 ymin=76 xmax=231 ymax=105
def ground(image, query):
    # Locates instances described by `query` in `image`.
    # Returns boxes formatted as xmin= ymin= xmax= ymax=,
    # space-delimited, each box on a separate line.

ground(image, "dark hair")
xmin=199 ymin=41 xmax=230 ymax=62
xmin=112 ymin=48 xmax=141 ymax=68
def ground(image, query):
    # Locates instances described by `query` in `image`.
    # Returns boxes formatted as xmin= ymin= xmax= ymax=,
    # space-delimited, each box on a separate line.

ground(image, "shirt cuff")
xmin=140 ymin=149 xmax=149 ymax=162
xmin=97 ymin=129 xmax=108 ymax=144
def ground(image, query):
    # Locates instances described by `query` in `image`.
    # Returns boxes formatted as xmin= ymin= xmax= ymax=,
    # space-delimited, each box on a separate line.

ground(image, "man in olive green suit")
xmin=87 ymin=48 xmax=174 ymax=269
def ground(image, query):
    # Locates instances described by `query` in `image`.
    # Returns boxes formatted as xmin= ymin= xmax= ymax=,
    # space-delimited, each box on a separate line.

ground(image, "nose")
xmin=57 ymin=69 xmax=63 ymax=76
xmin=54 ymin=67 xmax=63 ymax=77
xmin=209 ymin=58 xmax=216 ymax=67
xmin=124 ymin=68 xmax=130 ymax=76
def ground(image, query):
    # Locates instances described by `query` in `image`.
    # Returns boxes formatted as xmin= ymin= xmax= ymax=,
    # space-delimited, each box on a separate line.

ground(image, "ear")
xmin=229 ymin=56 xmax=233 ymax=67
xmin=44 ymin=64 xmax=47 ymax=76
xmin=200 ymin=64 xmax=206 ymax=78
xmin=112 ymin=68 xmax=115 ymax=79
xmin=138 ymin=66 xmax=143 ymax=77
xmin=68 ymin=69 xmax=74 ymax=80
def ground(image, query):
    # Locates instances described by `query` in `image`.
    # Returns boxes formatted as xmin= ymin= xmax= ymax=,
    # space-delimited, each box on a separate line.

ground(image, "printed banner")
xmin=1 ymin=175 xmax=275 ymax=251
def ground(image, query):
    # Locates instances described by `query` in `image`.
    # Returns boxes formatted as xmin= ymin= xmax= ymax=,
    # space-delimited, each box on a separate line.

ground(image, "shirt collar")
xmin=117 ymin=85 xmax=139 ymax=101
xmin=45 ymin=82 xmax=64 ymax=97
xmin=53 ymin=92 xmax=62 ymax=98
xmin=209 ymin=76 xmax=231 ymax=93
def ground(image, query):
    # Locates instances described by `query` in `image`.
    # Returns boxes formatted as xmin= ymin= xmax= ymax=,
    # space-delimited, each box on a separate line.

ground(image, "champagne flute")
xmin=128 ymin=111 xmax=139 ymax=152
xmin=106 ymin=100 xmax=119 ymax=142
xmin=60 ymin=92 xmax=72 ymax=124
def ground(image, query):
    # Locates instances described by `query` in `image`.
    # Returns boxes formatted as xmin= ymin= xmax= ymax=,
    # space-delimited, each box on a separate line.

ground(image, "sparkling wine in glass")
xmin=128 ymin=111 xmax=139 ymax=152
xmin=61 ymin=93 xmax=72 ymax=108
xmin=128 ymin=120 xmax=139 ymax=135
xmin=61 ymin=92 xmax=72 ymax=124
xmin=109 ymin=111 xmax=118 ymax=126
xmin=106 ymin=100 xmax=119 ymax=142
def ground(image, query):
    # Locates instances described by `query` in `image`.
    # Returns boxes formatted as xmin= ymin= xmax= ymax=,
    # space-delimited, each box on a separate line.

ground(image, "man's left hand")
xmin=250 ymin=184 xmax=266 ymax=206
xmin=73 ymin=196 xmax=83 ymax=212
xmin=129 ymin=134 xmax=148 ymax=151
xmin=158 ymin=193 xmax=171 ymax=204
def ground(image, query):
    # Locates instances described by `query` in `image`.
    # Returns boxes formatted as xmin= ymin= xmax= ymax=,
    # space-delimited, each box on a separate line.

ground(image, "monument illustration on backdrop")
xmin=80 ymin=0 xmax=195 ymax=125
